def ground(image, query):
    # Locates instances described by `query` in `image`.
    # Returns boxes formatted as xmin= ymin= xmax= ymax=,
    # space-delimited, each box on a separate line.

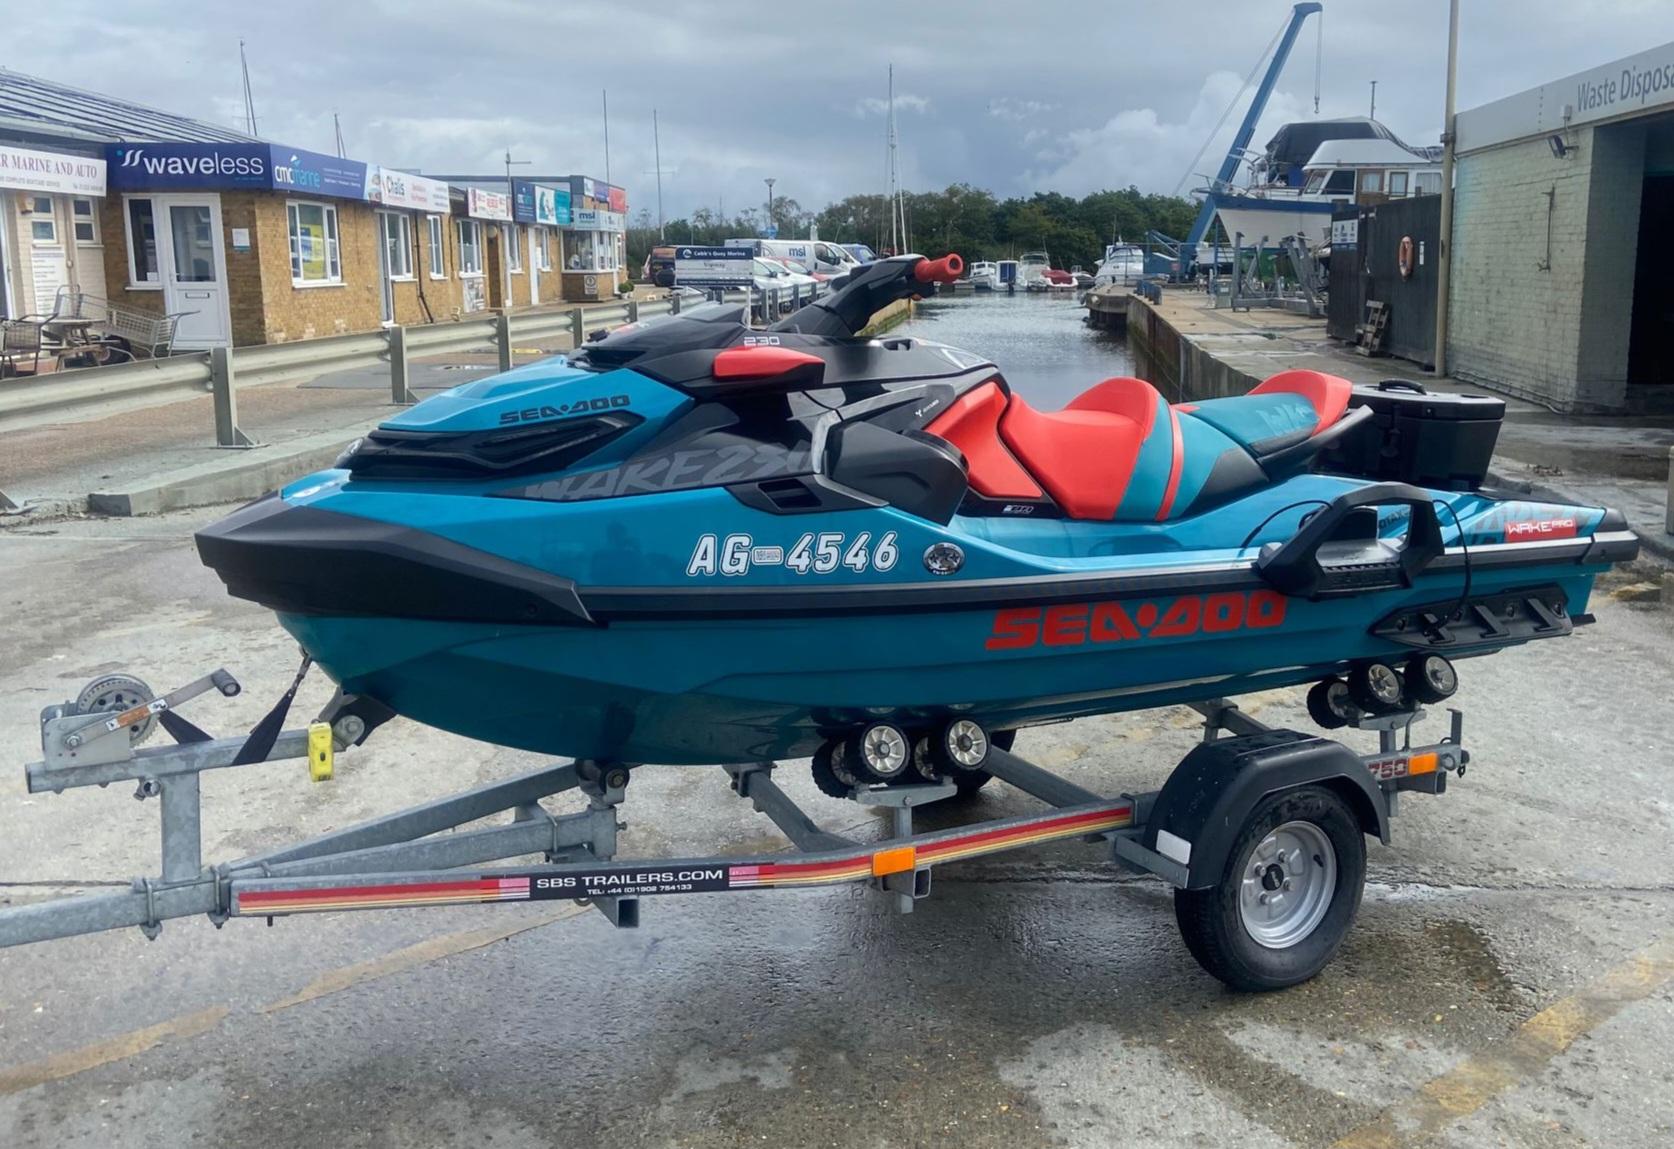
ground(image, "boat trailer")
xmin=0 ymin=668 xmax=1468 ymax=989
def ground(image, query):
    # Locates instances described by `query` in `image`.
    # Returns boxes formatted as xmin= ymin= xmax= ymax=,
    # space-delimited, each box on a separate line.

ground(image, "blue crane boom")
xmin=1180 ymin=2 xmax=1323 ymax=263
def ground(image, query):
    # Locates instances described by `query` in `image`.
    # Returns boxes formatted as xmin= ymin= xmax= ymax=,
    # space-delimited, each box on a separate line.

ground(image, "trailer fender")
xmin=1144 ymin=729 xmax=1389 ymax=890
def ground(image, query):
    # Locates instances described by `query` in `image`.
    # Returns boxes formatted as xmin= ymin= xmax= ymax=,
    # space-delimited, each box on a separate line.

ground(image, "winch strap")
xmin=158 ymin=710 xmax=213 ymax=745
xmin=232 ymin=655 xmax=313 ymax=766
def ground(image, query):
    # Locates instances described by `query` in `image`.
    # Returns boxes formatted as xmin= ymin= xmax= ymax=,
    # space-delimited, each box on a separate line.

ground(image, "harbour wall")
xmin=1127 ymin=295 xmax=1262 ymax=402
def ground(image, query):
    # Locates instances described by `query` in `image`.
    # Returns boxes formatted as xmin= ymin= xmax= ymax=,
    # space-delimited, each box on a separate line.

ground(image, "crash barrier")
xmin=0 ymin=291 xmax=749 ymax=447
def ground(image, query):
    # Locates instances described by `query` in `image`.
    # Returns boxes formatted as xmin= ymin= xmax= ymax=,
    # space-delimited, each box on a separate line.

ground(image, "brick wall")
xmin=1448 ymin=120 xmax=1645 ymax=412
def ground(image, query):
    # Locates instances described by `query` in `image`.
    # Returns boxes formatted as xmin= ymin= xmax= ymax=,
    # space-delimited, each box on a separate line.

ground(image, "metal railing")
xmin=0 ymin=291 xmax=748 ymax=448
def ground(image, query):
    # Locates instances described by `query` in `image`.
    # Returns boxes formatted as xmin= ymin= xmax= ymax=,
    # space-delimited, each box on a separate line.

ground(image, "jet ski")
xmin=196 ymin=254 xmax=1639 ymax=788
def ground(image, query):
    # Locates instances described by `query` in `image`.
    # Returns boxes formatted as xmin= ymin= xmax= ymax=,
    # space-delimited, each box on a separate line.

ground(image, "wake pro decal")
xmin=1463 ymin=502 xmax=1592 ymax=545
xmin=985 ymin=589 xmax=1286 ymax=650
xmin=688 ymin=531 xmax=899 ymax=577
xmin=498 ymin=393 xmax=631 ymax=425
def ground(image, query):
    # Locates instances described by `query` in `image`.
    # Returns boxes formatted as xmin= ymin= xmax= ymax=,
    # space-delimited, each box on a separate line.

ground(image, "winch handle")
xmin=1256 ymin=483 xmax=1445 ymax=599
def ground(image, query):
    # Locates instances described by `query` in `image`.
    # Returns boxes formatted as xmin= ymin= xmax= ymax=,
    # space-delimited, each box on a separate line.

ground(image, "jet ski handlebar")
xmin=769 ymin=253 xmax=963 ymax=339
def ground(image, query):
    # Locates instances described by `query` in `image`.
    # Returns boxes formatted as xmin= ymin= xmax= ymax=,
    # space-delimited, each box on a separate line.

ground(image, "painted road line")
xmin=0 ymin=909 xmax=582 ymax=1096
xmin=1332 ymin=934 xmax=1674 ymax=1148
xmin=260 ymin=906 xmax=587 ymax=1013
xmin=0 ymin=1006 xmax=228 ymax=1096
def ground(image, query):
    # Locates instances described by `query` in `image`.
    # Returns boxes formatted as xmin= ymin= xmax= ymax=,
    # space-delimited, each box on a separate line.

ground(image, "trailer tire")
xmin=1172 ymin=785 xmax=1365 ymax=992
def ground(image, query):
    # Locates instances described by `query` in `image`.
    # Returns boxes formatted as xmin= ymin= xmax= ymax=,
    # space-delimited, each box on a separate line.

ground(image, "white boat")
xmin=968 ymin=261 xmax=1000 ymax=291
xmin=1017 ymin=251 xmax=1052 ymax=287
xmin=1207 ymin=120 xmax=1442 ymax=247
xmin=1092 ymin=242 xmax=1145 ymax=286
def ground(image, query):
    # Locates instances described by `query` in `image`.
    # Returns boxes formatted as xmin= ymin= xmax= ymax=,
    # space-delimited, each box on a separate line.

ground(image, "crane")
xmin=1150 ymin=2 xmax=1323 ymax=279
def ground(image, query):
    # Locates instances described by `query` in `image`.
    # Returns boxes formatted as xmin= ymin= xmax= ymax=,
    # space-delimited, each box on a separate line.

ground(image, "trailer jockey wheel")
xmin=1405 ymin=654 xmax=1458 ymax=704
xmin=1305 ymin=679 xmax=1353 ymax=730
xmin=1348 ymin=661 xmax=1406 ymax=714
xmin=1173 ymin=785 xmax=1366 ymax=991
xmin=847 ymin=723 xmax=911 ymax=782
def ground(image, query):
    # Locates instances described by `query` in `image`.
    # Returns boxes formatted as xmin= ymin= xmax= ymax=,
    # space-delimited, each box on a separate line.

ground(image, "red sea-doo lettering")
xmin=194 ymin=253 xmax=1639 ymax=767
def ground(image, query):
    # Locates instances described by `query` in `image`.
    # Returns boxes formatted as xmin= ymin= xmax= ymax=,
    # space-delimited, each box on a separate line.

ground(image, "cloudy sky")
xmin=14 ymin=0 xmax=1674 ymax=221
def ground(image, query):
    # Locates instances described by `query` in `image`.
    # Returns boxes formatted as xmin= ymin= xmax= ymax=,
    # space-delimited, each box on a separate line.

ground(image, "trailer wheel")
xmin=810 ymin=741 xmax=854 ymax=799
xmin=847 ymin=723 xmax=911 ymax=782
xmin=1173 ymin=785 xmax=1366 ymax=991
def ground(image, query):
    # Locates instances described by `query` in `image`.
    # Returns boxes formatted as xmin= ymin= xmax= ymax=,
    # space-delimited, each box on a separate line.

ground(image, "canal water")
xmin=894 ymin=292 xmax=1133 ymax=409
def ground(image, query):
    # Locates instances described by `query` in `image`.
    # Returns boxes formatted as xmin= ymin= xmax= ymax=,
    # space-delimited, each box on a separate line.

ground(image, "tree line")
xmin=626 ymin=184 xmax=1199 ymax=274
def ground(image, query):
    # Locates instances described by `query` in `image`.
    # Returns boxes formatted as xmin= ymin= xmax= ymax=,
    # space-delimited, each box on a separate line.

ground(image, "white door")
xmin=158 ymin=195 xmax=231 ymax=348
xmin=528 ymin=227 xmax=542 ymax=305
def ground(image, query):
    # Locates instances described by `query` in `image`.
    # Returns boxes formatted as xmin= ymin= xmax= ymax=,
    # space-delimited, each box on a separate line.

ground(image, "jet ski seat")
xmin=925 ymin=370 xmax=1355 ymax=523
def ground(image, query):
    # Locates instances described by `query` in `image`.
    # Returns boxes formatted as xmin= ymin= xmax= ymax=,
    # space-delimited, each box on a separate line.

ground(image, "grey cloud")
xmin=12 ymin=0 xmax=1674 ymax=221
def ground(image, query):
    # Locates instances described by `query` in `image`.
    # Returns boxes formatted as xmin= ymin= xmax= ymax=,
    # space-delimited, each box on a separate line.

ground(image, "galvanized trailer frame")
xmin=0 ymin=668 xmax=1466 ymax=961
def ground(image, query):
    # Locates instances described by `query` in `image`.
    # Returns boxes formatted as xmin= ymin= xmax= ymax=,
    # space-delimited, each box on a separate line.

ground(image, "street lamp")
xmin=764 ymin=177 xmax=776 ymax=238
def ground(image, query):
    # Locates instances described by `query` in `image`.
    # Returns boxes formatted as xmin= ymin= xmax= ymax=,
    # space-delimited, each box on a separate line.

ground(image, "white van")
xmin=724 ymin=238 xmax=859 ymax=277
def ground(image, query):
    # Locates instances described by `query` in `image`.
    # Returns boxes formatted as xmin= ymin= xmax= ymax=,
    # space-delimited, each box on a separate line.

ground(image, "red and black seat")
xmin=925 ymin=369 xmax=1355 ymax=523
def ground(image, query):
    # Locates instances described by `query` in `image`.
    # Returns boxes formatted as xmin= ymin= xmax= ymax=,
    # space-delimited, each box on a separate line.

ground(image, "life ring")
xmin=1397 ymin=235 xmax=1416 ymax=279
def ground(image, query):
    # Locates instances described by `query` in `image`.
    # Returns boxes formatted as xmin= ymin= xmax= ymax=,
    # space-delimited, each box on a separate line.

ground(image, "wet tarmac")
xmin=2 ymin=503 xmax=1673 ymax=1146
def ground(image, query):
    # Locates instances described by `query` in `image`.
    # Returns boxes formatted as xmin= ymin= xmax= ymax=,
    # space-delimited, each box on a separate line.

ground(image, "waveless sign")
xmin=106 ymin=141 xmax=368 ymax=200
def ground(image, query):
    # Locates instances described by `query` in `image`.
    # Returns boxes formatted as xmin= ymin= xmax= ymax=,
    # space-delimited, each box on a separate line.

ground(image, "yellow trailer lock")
xmin=307 ymin=722 xmax=334 ymax=782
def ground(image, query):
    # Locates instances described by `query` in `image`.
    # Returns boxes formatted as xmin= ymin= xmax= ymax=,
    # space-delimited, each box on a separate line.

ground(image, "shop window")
xmin=565 ymin=231 xmax=620 ymax=272
xmin=1414 ymin=172 xmax=1443 ymax=195
xmin=506 ymin=225 xmax=523 ymax=273
xmin=458 ymin=219 xmax=484 ymax=277
xmin=287 ymin=201 xmax=342 ymax=285
xmin=1388 ymin=171 xmax=1410 ymax=197
xmin=72 ymin=198 xmax=98 ymax=244
xmin=29 ymin=196 xmax=56 ymax=243
xmin=536 ymin=230 xmax=552 ymax=271
xmin=125 ymin=197 xmax=160 ymax=286
xmin=380 ymin=211 xmax=414 ymax=280
xmin=427 ymin=215 xmax=446 ymax=278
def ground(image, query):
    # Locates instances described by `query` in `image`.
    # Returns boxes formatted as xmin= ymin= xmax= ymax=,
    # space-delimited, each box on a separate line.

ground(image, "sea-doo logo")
xmin=985 ymin=589 xmax=1287 ymax=650
xmin=498 ymin=394 xmax=631 ymax=425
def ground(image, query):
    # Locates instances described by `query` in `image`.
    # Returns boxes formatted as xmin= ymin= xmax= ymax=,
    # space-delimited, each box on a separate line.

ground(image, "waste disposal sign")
xmin=675 ymin=246 xmax=753 ymax=287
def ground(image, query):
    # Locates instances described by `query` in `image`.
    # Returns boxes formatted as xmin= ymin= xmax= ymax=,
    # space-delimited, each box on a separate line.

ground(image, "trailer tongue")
xmin=2 ymin=665 xmax=1467 ymax=990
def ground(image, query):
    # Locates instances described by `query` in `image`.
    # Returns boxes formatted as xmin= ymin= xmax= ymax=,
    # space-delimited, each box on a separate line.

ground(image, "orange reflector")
xmin=1407 ymin=751 xmax=1439 ymax=775
xmin=871 ymin=846 xmax=917 ymax=877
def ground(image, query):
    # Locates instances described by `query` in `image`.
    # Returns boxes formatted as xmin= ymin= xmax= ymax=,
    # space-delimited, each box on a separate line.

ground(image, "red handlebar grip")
xmin=913 ymin=254 xmax=964 ymax=284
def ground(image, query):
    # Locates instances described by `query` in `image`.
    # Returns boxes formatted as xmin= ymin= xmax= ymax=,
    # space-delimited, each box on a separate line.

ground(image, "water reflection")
xmin=899 ymin=293 xmax=1133 ymax=409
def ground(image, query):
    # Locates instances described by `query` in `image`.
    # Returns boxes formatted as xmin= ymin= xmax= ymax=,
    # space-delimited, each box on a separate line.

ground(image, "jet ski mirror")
xmin=1257 ymin=482 xmax=1445 ymax=600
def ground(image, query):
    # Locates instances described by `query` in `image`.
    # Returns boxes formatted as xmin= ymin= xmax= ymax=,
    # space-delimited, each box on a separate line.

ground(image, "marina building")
xmin=2 ymin=72 xmax=625 ymax=350
xmin=1449 ymin=41 xmax=1674 ymax=413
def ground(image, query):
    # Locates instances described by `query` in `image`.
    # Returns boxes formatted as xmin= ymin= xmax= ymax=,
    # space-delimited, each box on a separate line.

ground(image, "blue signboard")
xmin=105 ymin=141 xmax=368 ymax=200
xmin=550 ymin=184 xmax=572 ymax=226
xmin=268 ymin=145 xmax=367 ymax=199
xmin=108 ymin=142 xmax=269 ymax=191
xmin=512 ymin=180 xmax=537 ymax=223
